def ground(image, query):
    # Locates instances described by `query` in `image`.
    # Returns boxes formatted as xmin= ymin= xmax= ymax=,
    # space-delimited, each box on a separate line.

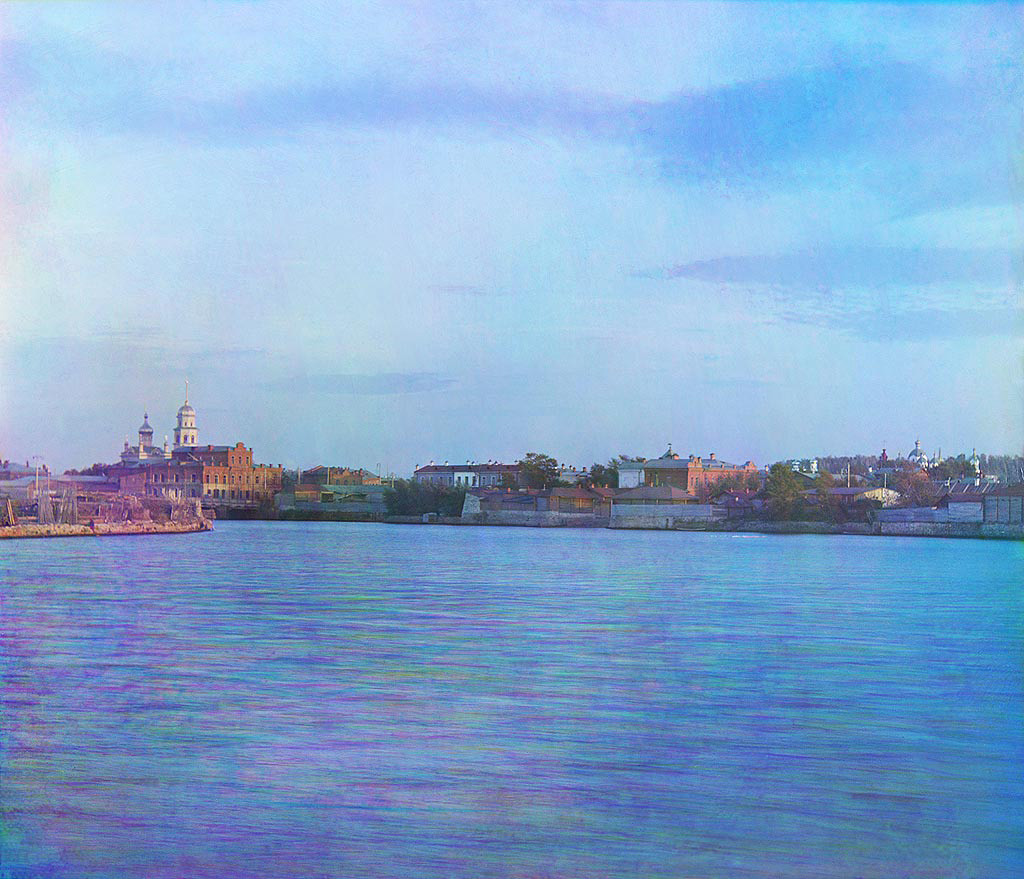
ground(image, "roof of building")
xmin=713 ymin=488 xmax=760 ymax=501
xmin=548 ymin=487 xmax=601 ymax=499
xmin=644 ymin=454 xmax=752 ymax=470
xmin=944 ymin=493 xmax=987 ymax=504
xmin=415 ymin=462 xmax=520 ymax=474
xmin=939 ymin=478 xmax=1000 ymax=496
xmin=805 ymin=486 xmax=897 ymax=497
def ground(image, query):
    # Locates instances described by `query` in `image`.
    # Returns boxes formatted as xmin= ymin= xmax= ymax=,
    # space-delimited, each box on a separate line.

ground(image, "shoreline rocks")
xmin=0 ymin=520 xmax=213 ymax=540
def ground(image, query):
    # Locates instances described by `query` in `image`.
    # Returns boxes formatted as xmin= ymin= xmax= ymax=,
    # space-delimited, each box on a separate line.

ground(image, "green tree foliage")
xmin=817 ymin=455 xmax=878 ymax=477
xmin=64 ymin=463 xmax=109 ymax=476
xmin=928 ymin=454 xmax=977 ymax=481
xmin=589 ymin=462 xmax=618 ymax=488
xmin=384 ymin=479 xmax=466 ymax=516
xmin=708 ymin=472 xmax=762 ymax=496
xmin=518 ymin=452 xmax=561 ymax=489
xmin=977 ymin=454 xmax=1024 ymax=483
xmin=765 ymin=462 xmax=804 ymax=520
xmin=813 ymin=470 xmax=841 ymax=522
xmin=896 ymin=468 xmax=940 ymax=507
xmin=588 ymin=455 xmax=648 ymax=488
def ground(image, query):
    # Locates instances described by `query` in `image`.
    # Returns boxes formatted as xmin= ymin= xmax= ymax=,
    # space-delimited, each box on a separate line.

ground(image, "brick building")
xmin=301 ymin=465 xmax=382 ymax=485
xmin=110 ymin=390 xmax=282 ymax=505
xmin=414 ymin=461 xmax=522 ymax=488
xmin=642 ymin=445 xmax=759 ymax=499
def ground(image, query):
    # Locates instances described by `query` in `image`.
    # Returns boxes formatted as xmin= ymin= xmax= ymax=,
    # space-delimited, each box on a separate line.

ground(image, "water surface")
xmin=2 ymin=523 xmax=1022 ymax=877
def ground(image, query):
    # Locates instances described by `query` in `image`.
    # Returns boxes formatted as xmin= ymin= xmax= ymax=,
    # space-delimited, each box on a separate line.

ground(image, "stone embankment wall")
xmin=610 ymin=504 xmax=724 ymax=530
xmin=876 ymin=521 xmax=1024 ymax=540
xmin=460 ymin=511 xmax=608 ymax=527
xmin=611 ymin=503 xmax=722 ymax=521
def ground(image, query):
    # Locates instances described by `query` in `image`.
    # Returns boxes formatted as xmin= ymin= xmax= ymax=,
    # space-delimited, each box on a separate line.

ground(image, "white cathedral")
xmin=120 ymin=383 xmax=200 ymax=465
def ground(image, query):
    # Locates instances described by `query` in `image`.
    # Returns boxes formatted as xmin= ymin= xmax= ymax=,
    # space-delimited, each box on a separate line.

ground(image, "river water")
xmin=2 ymin=522 xmax=1022 ymax=877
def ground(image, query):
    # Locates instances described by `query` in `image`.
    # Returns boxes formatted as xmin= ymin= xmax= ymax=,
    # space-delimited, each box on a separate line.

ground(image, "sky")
xmin=1 ymin=1 xmax=1022 ymax=475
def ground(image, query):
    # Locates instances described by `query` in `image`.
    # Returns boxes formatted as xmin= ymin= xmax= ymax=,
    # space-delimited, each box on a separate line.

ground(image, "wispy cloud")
xmin=637 ymin=245 xmax=1022 ymax=339
xmin=426 ymin=284 xmax=503 ymax=297
xmin=641 ymin=247 xmax=1022 ymax=288
xmin=265 ymin=372 xmax=457 ymax=395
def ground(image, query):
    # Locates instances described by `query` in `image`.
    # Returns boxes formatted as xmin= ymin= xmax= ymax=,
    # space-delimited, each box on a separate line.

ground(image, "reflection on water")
xmin=2 ymin=523 xmax=1022 ymax=877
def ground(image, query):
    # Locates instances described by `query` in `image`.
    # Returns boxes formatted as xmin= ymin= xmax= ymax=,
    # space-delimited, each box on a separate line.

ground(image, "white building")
xmin=617 ymin=460 xmax=645 ymax=488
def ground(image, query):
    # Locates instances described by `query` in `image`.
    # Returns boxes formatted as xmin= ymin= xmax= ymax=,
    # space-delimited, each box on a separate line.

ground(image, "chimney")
xmin=709 ymin=452 xmax=716 ymax=460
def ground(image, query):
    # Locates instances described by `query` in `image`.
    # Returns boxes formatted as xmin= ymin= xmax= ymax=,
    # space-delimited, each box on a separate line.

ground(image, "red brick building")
xmin=110 ymin=393 xmax=283 ymax=506
xmin=140 ymin=443 xmax=282 ymax=504
xmin=642 ymin=446 xmax=759 ymax=500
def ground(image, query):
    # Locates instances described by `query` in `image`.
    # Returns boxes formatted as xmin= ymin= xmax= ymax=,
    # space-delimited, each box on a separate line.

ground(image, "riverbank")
xmin=385 ymin=514 xmax=1024 ymax=540
xmin=0 ymin=520 xmax=213 ymax=539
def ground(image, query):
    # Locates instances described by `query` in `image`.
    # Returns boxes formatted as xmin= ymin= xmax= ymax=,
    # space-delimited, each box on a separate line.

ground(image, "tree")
xmin=813 ymin=470 xmax=840 ymax=522
xmin=64 ymin=462 xmax=109 ymax=476
xmin=928 ymin=454 xmax=977 ymax=482
xmin=518 ymin=452 xmax=560 ymax=489
xmin=384 ymin=479 xmax=466 ymax=516
xmin=895 ymin=468 xmax=939 ymax=508
xmin=589 ymin=461 xmax=618 ymax=488
xmin=765 ymin=462 xmax=803 ymax=520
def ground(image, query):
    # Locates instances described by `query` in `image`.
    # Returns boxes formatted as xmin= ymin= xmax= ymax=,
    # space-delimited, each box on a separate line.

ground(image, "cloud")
xmin=644 ymin=247 xmax=1022 ymax=289
xmin=426 ymin=284 xmax=502 ymax=297
xmin=636 ymin=245 xmax=1023 ymax=339
xmin=265 ymin=372 xmax=456 ymax=395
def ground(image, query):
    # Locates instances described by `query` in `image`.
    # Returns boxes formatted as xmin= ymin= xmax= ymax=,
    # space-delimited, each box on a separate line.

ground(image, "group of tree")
xmin=517 ymin=452 xmax=562 ymax=489
xmin=764 ymin=464 xmax=867 ymax=523
xmin=587 ymin=455 xmax=646 ymax=489
xmin=384 ymin=479 xmax=466 ymax=517
xmin=926 ymin=455 xmax=977 ymax=482
xmin=63 ymin=463 xmax=109 ymax=476
xmin=816 ymin=455 xmax=879 ymax=477
xmin=975 ymin=454 xmax=1024 ymax=483
xmin=764 ymin=463 xmax=806 ymax=521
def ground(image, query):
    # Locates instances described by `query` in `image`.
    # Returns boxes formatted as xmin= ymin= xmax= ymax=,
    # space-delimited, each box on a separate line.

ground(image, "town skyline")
xmin=2 ymin=3 xmax=1022 ymax=471
xmin=0 ymin=379 xmax=1011 ymax=478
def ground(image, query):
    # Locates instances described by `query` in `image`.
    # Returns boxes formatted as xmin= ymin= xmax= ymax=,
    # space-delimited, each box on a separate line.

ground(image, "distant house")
xmin=941 ymin=484 xmax=1023 ymax=524
xmin=641 ymin=446 xmax=759 ymax=497
xmin=789 ymin=458 xmax=818 ymax=474
xmin=712 ymin=488 xmax=764 ymax=518
xmin=301 ymin=465 xmax=381 ymax=485
xmin=0 ymin=460 xmax=37 ymax=481
xmin=282 ymin=482 xmax=388 ymax=516
xmin=804 ymin=486 xmax=901 ymax=508
xmin=461 ymin=487 xmax=611 ymax=518
xmin=414 ymin=461 xmax=522 ymax=488
xmin=546 ymin=487 xmax=605 ymax=514
xmin=943 ymin=493 xmax=985 ymax=523
xmin=556 ymin=465 xmax=590 ymax=486
xmin=617 ymin=460 xmax=645 ymax=488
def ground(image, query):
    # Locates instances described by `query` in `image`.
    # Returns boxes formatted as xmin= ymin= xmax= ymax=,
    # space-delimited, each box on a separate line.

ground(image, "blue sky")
xmin=1 ymin=2 xmax=1021 ymax=474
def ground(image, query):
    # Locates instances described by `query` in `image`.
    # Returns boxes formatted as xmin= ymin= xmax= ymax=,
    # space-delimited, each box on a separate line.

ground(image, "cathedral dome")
xmin=139 ymin=413 xmax=153 ymax=432
xmin=177 ymin=402 xmax=195 ymax=417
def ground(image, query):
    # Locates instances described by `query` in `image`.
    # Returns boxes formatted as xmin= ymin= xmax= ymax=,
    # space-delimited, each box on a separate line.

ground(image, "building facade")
xmin=112 ymin=389 xmax=282 ymax=505
xmin=414 ymin=461 xmax=522 ymax=488
xmin=641 ymin=446 xmax=759 ymax=498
